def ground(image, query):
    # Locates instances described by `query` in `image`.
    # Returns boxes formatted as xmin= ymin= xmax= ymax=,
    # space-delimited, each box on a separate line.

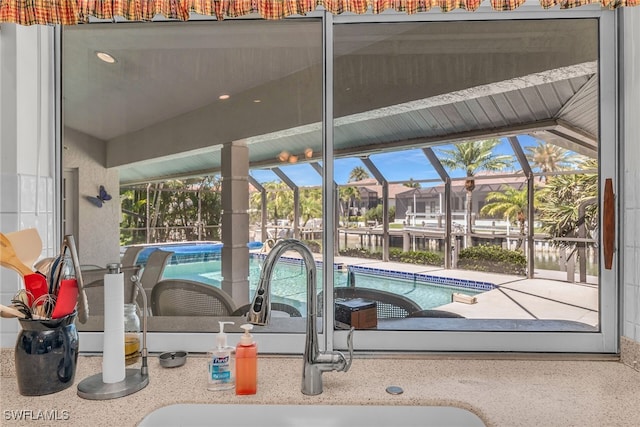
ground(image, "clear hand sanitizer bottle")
xmin=207 ymin=321 xmax=235 ymax=391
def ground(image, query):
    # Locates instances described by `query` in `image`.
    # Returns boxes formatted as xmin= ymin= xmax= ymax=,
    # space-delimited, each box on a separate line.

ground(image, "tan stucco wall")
xmin=63 ymin=127 xmax=121 ymax=267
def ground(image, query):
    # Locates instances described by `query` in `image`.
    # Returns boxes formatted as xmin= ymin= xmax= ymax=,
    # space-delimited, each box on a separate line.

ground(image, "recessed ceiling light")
xmin=219 ymin=94 xmax=230 ymax=100
xmin=253 ymin=99 xmax=261 ymax=103
xmin=96 ymin=51 xmax=116 ymax=64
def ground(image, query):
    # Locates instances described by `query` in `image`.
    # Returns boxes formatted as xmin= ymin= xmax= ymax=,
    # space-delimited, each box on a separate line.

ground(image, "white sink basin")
xmin=138 ymin=403 xmax=486 ymax=426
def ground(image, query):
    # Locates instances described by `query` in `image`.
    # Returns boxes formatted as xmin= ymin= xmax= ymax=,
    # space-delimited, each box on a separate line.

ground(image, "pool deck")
xmin=333 ymin=255 xmax=599 ymax=327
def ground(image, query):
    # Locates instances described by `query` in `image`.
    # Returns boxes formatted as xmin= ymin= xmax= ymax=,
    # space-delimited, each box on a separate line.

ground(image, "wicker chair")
xmin=84 ymin=248 xmax=173 ymax=316
xmin=232 ymin=302 xmax=302 ymax=317
xmin=150 ymin=279 xmax=236 ymax=316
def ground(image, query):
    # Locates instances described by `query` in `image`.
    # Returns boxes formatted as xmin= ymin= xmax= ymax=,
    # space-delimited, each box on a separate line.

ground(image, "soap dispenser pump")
xmin=235 ymin=324 xmax=257 ymax=395
xmin=207 ymin=321 xmax=235 ymax=391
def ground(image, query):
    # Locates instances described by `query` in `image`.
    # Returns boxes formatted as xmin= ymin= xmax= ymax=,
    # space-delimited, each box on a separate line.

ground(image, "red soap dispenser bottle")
xmin=236 ymin=324 xmax=257 ymax=395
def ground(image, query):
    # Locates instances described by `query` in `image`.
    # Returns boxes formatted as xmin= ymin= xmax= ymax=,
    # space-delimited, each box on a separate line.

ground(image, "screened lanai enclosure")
xmin=119 ymin=144 xmax=597 ymax=283
xmin=63 ymin=14 xmax=606 ymax=342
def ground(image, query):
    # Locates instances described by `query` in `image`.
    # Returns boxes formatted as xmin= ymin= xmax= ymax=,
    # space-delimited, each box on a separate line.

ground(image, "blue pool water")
xmin=161 ymin=257 xmax=481 ymax=313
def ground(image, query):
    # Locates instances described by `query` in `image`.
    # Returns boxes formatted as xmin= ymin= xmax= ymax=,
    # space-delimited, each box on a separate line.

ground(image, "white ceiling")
xmin=62 ymin=18 xmax=599 ymax=184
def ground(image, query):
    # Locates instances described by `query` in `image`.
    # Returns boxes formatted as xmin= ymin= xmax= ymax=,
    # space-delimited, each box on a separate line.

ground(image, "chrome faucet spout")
xmin=247 ymin=239 xmax=353 ymax=395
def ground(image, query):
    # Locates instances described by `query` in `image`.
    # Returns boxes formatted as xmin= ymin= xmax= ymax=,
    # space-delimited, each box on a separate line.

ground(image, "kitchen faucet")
xmin=248 ymin=239 xmax=354 ymax=395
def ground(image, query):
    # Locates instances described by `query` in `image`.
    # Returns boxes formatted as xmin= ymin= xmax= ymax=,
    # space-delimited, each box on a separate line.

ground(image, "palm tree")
xmin=537 ymin=158 xmax=598 ymax=242
xmin=348 ymin=166 xmax=370 ymax=182
xmin=404 ymin=178 xmax=421 ymax=188
xmin=524 ymin=141 xmax=576 ymax=181
xmin=438 ymin=139 xmax=514 ymax=247
xmin=249 ymin=181 xmax=294 ymax=224
xmin=120 ymin=176 xmax=224 ymax=243
xmin=299 ymin=188 xmax=323 ymax=227
xmin=339 ymin=186 xmax=360 ymax=226
xmin=480 ymin=186 xmax=530 ymax=249
xmin=120 ymin=187 xmax=148 ymax=245
xmin=148 ymin=182 xmax=164 ymax=241
xmin=197 ymin=176 xmax=222 ymax=240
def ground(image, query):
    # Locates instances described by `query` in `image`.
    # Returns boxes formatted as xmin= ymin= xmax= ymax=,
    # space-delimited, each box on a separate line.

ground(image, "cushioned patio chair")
xmin=150 ymin=279 xmax=236 ymax=316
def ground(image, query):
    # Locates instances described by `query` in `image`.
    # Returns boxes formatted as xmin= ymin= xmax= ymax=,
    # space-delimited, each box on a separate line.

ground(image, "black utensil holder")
xmin=14 ymin=312 xmax=79 ymax=396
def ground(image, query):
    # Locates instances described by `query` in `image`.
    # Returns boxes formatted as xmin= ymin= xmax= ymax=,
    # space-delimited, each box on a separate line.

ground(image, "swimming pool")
xmin=161 ymin=256 xmax=483 ymax=313
xmin=134 ymin=241 xmax=263 ymax=264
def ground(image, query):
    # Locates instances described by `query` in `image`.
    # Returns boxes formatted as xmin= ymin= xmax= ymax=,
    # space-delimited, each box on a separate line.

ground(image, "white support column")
xmin=621 ymin=6 xmax=640 ymax=345
xmin=220 ymin=140 xmax=250 ymax=307
xmin=0 ymin=24 xmax=56 ymax=347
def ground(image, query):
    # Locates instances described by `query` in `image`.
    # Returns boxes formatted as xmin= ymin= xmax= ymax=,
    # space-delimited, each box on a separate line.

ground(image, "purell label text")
xmin=213 ymin=356 xmax=229 ymax=364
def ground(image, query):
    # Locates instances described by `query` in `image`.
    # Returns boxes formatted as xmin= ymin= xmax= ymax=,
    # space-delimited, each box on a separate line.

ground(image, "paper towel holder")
xmin=77 ymin=263 xmax=149 ymax=400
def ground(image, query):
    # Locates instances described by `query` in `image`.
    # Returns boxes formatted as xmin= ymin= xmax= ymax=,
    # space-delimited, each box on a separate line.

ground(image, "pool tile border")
xmin=253 ymin=254 xmax=495 ymax=292
xmin=348 ymin=265 xmax=496 ymax=292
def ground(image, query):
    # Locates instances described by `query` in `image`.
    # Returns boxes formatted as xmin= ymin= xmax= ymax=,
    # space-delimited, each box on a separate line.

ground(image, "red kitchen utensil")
xmin=23 ymin=273 xmax=48 ymax=306
xmin=51 ymin=279 xmax=78 ymax=319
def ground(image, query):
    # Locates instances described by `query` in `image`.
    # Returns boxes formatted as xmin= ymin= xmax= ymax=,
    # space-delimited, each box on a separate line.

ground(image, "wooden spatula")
xmin=0 ymin=303 xmax=26 ymax=319
xmin=0 ymin=233 xmax=33 ymax=277
xmin=6 ymin=228 xmax=42 ymax=269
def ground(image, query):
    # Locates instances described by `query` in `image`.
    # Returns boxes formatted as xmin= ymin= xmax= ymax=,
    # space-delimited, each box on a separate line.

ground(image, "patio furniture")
xmin=84 ymin=248 xmax=173 ymax=315
xmin=150 ymin=279 xmax=236 ymax=316
xmin=82 ymin=268 xmax=142 ymax=316
xmin=121 ymin=245 xmax=144 ymax=268
xmin=232 ymin=302 xmax=302 ymax=317
xmin=408 ymin=309 xmax=465 ymax=318
xmin=134 ymin=249 xmax=174 ymax=306
xmin=319 ymin=287 xmax=422 ymax=319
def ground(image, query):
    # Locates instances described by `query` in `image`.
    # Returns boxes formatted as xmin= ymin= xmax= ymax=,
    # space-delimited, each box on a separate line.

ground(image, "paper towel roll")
xmin=102 ymin=272 xmax=125 ymax=383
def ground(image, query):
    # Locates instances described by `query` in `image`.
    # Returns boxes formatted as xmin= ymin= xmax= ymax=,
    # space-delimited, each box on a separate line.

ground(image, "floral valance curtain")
xmin=0 ymin=0 xmax=637 ymax=26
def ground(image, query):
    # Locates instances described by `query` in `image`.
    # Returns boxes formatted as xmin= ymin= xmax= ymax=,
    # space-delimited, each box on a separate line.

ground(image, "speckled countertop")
xmin=2 ymin=349 xmax=640 ymax=427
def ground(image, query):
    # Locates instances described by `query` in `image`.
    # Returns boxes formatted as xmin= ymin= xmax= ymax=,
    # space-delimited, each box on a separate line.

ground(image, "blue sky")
xmin=250 ymin=135 xmax=541 ymax=187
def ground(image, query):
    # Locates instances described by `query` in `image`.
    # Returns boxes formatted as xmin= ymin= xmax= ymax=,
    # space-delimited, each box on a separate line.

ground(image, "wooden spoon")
xmin=0 ymin=303 xmax=26 ymax=319
xmin=0 ymin=233 xmax=34 ymax=277
xmin=6 ymin=228 xmax=42 ymax=269
xmin=0 ymin=303 xmax=45 ymax=320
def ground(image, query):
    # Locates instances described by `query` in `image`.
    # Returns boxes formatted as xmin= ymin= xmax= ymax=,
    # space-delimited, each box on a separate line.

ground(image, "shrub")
xmin=389 ymin=248 xmax=444 ymax=266
xmin=365 ymin=205 xmax=396 ymax=223
xmin=338 ymin=247 xmax=443 ymax=265
xmin=458 ymin=244 xmax=526 ymax=275
xmin=338 ymin=247 xmax=382 ymax=260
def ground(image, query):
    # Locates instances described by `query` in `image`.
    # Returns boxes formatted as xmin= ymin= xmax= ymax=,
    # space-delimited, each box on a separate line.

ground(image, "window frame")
xmin=63 ymin=4 xmax=619 ymax=354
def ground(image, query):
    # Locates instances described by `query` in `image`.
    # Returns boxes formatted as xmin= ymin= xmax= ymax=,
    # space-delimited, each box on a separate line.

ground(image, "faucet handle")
xmin=342 ymin=327 xmax=355 ymax=372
